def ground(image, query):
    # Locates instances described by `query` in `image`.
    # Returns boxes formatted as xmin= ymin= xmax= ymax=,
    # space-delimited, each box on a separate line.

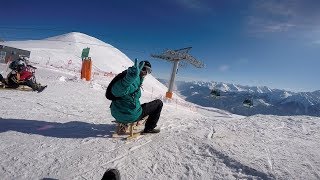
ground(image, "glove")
xmin=127 ymin=58 xmax=145 ymax=78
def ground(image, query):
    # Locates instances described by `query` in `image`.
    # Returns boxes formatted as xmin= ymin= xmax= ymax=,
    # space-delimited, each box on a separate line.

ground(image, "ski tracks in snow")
xmin=93 ymin=112 xmax=276 ymax=180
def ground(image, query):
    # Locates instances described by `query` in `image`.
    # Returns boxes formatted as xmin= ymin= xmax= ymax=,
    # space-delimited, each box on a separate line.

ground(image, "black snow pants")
xmin=139 ymin=99 xmax=163 ymax=130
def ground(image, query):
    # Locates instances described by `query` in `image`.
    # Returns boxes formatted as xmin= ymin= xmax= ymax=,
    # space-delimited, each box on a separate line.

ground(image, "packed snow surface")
xmin=1 ymin=65 xmax=320 ymax=179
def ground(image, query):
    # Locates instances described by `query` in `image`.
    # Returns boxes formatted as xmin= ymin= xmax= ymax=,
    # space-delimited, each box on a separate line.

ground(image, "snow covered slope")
xmin=2 ymin=32 xmax=169 ymax=100
xmin=2 ymin=32 xmax=131 ymax=74
xmin=1 ymin=65 xmax=320 ymax=179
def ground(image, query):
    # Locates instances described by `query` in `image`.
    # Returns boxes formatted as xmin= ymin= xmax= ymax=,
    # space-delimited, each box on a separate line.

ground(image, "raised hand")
xmin=128 ymin=58 xmax=144 ymax=77
xmin=138 ymin=59 xmax=145 ymax=72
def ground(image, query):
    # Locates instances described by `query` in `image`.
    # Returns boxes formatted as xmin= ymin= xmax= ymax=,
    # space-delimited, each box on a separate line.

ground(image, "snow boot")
xmin=142 ymin=128 xmax=160 ymax=134
xmin=101 ymin=168 xmax=120 ymax=180
xmin=37 ymin=85 xmax=47 ymax=93
xmin=0 ymin=74 xmax=6 ymax=85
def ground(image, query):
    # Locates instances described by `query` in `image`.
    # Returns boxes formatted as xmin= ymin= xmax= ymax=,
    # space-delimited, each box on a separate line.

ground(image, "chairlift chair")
xmin=243 ymin=98 xmax=253 ymax=107
xmin=210 ymin=89 xmax=221 ymax=98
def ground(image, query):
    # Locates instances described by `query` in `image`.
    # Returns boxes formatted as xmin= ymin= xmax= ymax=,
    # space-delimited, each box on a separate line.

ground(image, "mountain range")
xmin=158 ymin=79 xmax=320 ymax=117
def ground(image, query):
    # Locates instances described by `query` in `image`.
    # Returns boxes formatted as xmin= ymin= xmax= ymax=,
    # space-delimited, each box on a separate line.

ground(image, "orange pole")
xmin=166 ymin=91 xmax=173 ymax=99
xmin=81 ymin=57 xmax=92 ymax=81
xmin=81 ymin=61 xmax=85 ymax=79
xmin=86 ymin=58 xmax=92 ymax=81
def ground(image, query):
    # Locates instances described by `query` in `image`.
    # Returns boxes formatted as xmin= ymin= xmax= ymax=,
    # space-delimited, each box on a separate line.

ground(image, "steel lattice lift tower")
xmin=151 ymin=47 xmax=204 ymax=99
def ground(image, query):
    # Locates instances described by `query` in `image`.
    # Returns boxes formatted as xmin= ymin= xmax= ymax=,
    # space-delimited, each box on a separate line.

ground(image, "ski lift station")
xmin=0 ymin=45 xmax=31 ymax=64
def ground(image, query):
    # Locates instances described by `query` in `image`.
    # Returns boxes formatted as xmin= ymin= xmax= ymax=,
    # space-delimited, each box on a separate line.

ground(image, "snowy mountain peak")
xmin=2 ymin=32 xmax=169 ymax=99
xmin=282 ymin=91 xmax=292 ymax=98
xmin=3 ymin=32 xmax=132 ymax=74
xmin=231 ymin=84 xmax=245 ymax=92
xmin=45 ymin=32 xmax=107 ymax=46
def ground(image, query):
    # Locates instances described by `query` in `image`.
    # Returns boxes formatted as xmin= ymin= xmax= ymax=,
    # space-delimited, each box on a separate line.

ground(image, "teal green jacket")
xmin=110 ymin=71 xmax=143 ymax=123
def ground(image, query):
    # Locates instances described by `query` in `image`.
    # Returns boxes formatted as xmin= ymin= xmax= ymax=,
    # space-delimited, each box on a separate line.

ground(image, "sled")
xmin=112 ymin=122 xmax=141 ymax=140
xmin=0 ymin=83 xmax=33 ymax=91
xmin=112 ymin=117 xmax=147 ymax=140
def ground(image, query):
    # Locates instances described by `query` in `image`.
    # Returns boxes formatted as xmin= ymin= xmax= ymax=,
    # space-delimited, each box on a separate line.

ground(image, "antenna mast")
xmin=151 ymin=47 xmax=204 ymax=99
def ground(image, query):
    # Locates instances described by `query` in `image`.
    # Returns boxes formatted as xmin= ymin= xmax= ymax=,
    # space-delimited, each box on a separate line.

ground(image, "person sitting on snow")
xmin=0 ymin=57 xmax=47 ymax=92
xmin=107 ymin=59 xmax=163 ymax=134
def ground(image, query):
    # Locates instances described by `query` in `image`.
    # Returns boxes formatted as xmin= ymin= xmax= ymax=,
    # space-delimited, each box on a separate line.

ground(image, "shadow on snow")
xmin=0 ymin=118 xmax=115 ymax=138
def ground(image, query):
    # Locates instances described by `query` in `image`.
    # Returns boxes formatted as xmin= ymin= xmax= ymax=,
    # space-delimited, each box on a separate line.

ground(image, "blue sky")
xmin=1 ymin=0 xmax=320 ymax=92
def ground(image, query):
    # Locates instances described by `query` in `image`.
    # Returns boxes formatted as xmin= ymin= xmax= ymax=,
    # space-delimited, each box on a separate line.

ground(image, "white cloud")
xmin=174 ymin=0 xmax=211 ymax=12
xmin=303 ymin=27 xmax=320 ymax=45
xmin=219 ymin=65 xmax=229 ymax=72
xmin=247 ymin=0 xmax=320 ymax=35
xmin=253 ymin=0 xmax=297 ymax=17
xmin=237 ymin=58 xmax=249 ymax=64
xmin=314 ymin=40 xmax=320 ymax=44
xmin=247 ymin=15 xmax=297 ymax=34
xmin=248 ymin=16 xmax=296 ymax=33
xmin=265 ymin=23 xmax=296 ymax=33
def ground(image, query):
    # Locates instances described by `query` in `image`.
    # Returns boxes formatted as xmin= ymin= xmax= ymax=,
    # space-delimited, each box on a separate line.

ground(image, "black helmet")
xmin=139 ymin=60 xmax=151 ymax=68
xmin=139 ymin=60 xmax=152 ymax=74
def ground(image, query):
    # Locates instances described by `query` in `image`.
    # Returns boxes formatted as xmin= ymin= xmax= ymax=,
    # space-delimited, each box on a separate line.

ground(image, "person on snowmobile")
xmin=108 ymin=59 xmax=163 ymax=134
xmin=0 ymin=57 xmax=47 ymax=92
